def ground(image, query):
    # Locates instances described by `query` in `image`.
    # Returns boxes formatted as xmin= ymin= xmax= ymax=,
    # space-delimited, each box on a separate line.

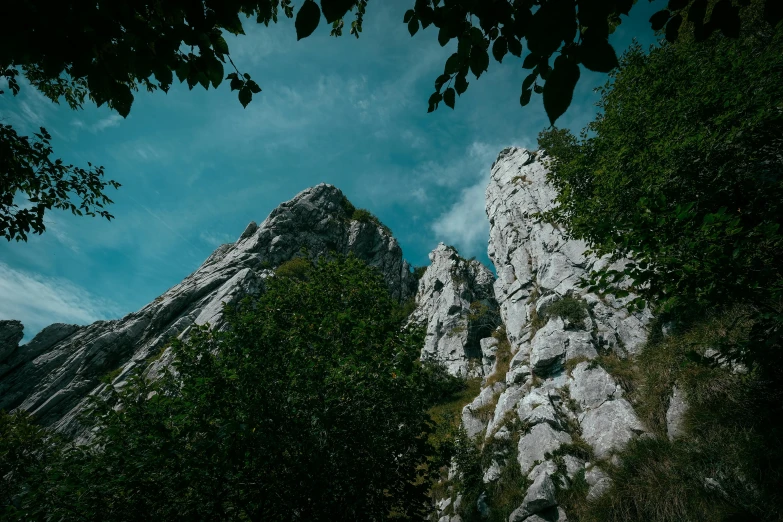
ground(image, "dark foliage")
xmin=0 ymin=256 xmax=462 ymax=521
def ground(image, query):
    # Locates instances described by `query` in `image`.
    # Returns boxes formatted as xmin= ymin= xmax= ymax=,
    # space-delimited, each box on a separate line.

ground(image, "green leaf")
xmin=665 ymin=14 xmax=683 ymax=43
xmin=403 ymin=9 xmax=415 ymax=23
xmin=109 ymin=83 xmax=134 ymax=117
xmin=455 ymin=73 xmax=468 ymax=95
xmin=522 ymin=53 xmax=538 ymax=69
xmin=427 ymin=91 xmax=442 ymax=112
xmin=296 ymin=0 xmax=321 ymax=40
xmin=435 ymin=73 xmax=450 ymax=92
xmin=520 ymin=87 xmax=532 ymax=106
xmin=765 ymin=0 xmax=783 ymax=26
xmin=247 ymin=80 xmax=262 ymax=94
xmin=175 ymin=63 xmax=190 ymax=83
xmin=207 ymin=58 xmax=224 ymax=89
xmin=213 ymin=35 xmax=230 ymax=56
xmin=649 ymin=10 xmax=671 ymax=31
xmin=229 ymin=77 xmax=243 ymax=91
xmin=457 ymin=37 xmax=472 ymax=59
xmin=469 ymin=47 xmax=489 ymax=78
xmin=444 ymin=53 xmax=460 ymax=75
xmin=443 ymin=87 xmax=455 ymax=109
xmin=408 ymin=18 xmax=420 ymax=36
xmin=492 ymin=36 xmax=508 ymax=63
xmin=543 ymin=55 xmax=580 ymax=125
xmin=437 ymin=26 xmax=451 ymax=46
xmin=522 ymin=72 xmax=536 ymax=91
xmin=508 ymin=36 xmax=522 ymax=57
xmin=321 ymin=0 xmax=354 ymax=24
xmin=577 ymin=38 xmax=619 ymax=73
xmin=526 ymin=0 xmax=576 ymax=55
xmin=238 ymin=86 xmax=252 ymax=107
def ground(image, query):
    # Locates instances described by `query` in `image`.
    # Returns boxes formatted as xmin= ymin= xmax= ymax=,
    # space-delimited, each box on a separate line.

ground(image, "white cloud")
xmin=0 ymin=262 xmax=123 ymax=342
xmin=431 ymin=176 xmax=490 ymax=258
xmin=200 ymin=231 xmax=235 ymax=247
xmin=91 ymin=114 xmax=123 ymax=132
xmin=428 ymin=140 xmax=504 ymax=258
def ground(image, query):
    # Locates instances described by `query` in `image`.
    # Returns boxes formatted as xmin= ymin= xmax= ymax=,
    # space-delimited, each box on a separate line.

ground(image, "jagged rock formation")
xmin=5 ymin=147 xmax=658 ymax=521
xmin=435 ymin=147 xmax=654 ymax=522
xmin=0 ymin=184 xmax=416 ymax=437
xmin=409 ymin=243 xmax=498 ymax=377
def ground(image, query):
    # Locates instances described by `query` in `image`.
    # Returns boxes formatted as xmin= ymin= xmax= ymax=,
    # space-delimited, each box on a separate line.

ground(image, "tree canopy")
xmin=3 ymin=0 xmax=780 ymax=241
xmin=0 ymin=255 xmax=468 ymax=521
xmin=538 ymin=0 xmax=782 ymax=370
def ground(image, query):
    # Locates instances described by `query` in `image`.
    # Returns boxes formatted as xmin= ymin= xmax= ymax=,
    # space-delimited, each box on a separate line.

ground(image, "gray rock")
xmin=529 ymin=319 xmax=568 ymax=374
xmin=0 ymin=320 xmax=24 ymax=363
xmin=483 ymin=460 xmax=503 ymax=484
xmin=517 ymin=423 xmax=572 ymax=474
xmin=527 ymin=460 xmax=558 ymax=483
xmin=517 ymin=389 xmax=561 ymax=429
xmin=409 ymin=243 xmax=497 ymax=376
xmin=481 ymin=336 xmax=500 ymax=376
xmin=568 ymin=362 xmax=622 ymax=411
xmin=563 ymin=455 xmax=584 ymax=481
xmin=506 ymin=364 xmax=531 ymax=385
xmin=463 ymin=382 xmax=506 ymax=438
xmin=0 ymin=184 xmax=418 ymax=437
xmin=486 ymin=384 xmax=527 ymax=436
xmin=580 ymin=399 xmax=645 ymax=459
xmin=521 ymin=469 xmax=558 ymax=515
xmin=511 ymin=507 xmax=567 ymax=522
xmin=585 ymin=466 xmax=612 ymax=500
xmin=666 ymin=385 xmax=688 ymax=440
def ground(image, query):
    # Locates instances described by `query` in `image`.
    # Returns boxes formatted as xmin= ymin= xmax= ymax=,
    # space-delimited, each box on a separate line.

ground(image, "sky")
xmin=0 ymin=1 xmax=662 ymax=341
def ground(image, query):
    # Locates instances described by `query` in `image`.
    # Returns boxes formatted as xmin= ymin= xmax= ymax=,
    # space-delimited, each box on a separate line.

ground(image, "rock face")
xmin=0 ymin=184 xmax=416 ymax=437
xmin=409 ymin=243 xmax=498 ymax=376
xmin=433 ymin=148 xmax=653 ymax=520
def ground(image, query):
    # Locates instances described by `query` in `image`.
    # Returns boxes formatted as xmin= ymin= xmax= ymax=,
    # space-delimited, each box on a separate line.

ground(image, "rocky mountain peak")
xmin=0 ymin=184 xmax=415 ymax=437
xmin=409 ymin=243 xmax=498 ymax=377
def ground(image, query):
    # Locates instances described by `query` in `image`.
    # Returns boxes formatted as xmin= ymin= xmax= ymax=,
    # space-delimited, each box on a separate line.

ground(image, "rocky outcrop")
xmin=0 ymin=184 xmax=416 ymax=436
xmin=434 ymin=148 xmax=654 ymax=521
xmin=409 ymin=243 xmax=498 ymax=376
xmin=0 ymin=320 xmax=24 ymax=363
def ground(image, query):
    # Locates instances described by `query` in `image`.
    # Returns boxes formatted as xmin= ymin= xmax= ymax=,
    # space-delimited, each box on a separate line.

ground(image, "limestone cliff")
xmin=409 ymin=243 xmax=498 ymax=377
xmin=434 ymin=147 xmax=653 ymax=522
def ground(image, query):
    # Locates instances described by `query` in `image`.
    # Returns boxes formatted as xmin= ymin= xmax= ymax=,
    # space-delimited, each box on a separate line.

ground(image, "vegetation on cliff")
xmin=0 ymin=255 xmax=462 ymax=521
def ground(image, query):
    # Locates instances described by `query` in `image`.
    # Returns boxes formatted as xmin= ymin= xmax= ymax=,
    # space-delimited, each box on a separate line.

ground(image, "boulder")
xmin=568 ymin=362 xmax=622 ymax=410
xmin=517 ymin=423 xmax=572 ymax=474
xmin=666 ymin=385 xmax=688 ymax=440
xmin=580 ymin=399 xmax=645 ymax=459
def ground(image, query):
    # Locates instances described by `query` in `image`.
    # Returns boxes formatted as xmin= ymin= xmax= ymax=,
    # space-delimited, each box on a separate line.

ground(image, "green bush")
xmin=538 ymin=7 xmax=783 ymax=367
xmin=274 ymin=256 xmax=312 ymax=280
xmin=3 ymin=256 xmax=445 ymax=521
xmin=546 ymin=296 xmax=587 ymax=326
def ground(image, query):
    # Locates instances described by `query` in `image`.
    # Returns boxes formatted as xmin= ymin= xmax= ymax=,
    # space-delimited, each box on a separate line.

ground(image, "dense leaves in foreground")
xmin=0 ymin=256 xmax=466 ymax=521
xmin=538 ymin=4 xmax=783 ymax=372
xmin=0 ymin=125 xmax=120 ymax=241
xmin=4 ymin=1 xmax=775 ymax=243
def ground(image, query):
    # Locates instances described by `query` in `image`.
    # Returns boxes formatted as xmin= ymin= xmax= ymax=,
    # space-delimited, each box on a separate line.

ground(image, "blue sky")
xmin=0 ymin=1 xmax=662 ymax=340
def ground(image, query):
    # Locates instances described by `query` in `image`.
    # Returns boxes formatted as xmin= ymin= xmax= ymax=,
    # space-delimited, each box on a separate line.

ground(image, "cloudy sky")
xmin=0 ymin=1 xmax=661 ymax=340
